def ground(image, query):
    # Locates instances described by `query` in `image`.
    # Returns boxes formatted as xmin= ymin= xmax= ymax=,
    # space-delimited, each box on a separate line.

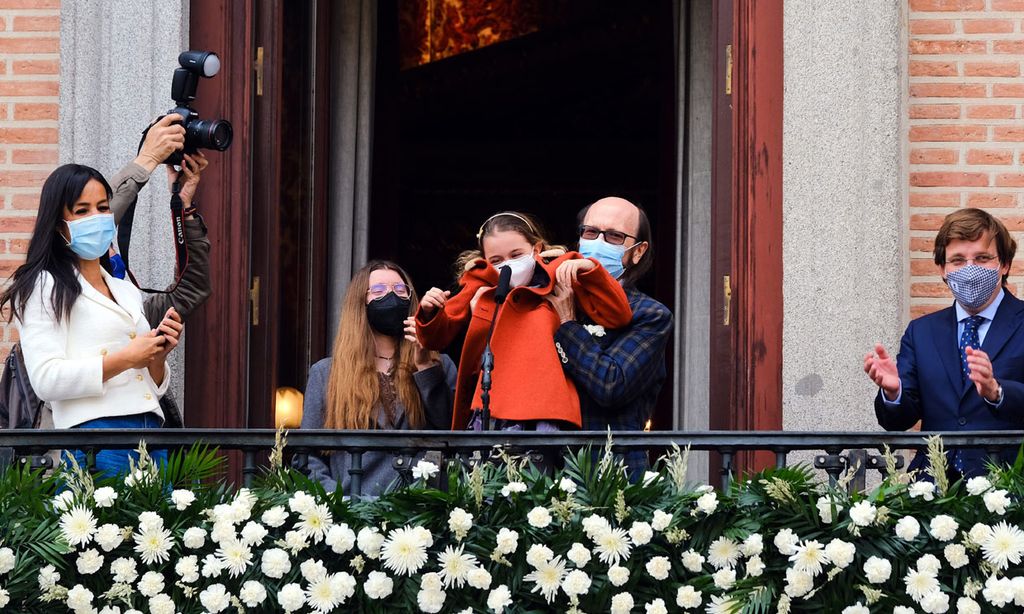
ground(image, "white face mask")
xmin=498 ymin=253 xmax=537 ymax=288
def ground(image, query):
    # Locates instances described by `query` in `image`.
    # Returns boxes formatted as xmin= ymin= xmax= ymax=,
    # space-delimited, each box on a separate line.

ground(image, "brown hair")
xmin=933 ymin=208 xmax=1016 ymax=284
xmin=323 ymin=260 xmax=427 ymax=430
xmin=454 ymin=211 xmax=563 ymax=277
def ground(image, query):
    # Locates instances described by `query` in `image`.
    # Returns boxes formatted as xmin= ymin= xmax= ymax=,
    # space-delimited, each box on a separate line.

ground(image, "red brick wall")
xmin=0 ymin=0 xmax=59 ymax=354
xmin=909 ymin=0 xmax=1024 ymax=318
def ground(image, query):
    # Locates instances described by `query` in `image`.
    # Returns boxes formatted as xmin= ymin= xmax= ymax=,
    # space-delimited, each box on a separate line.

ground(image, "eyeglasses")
xmin=367 ymin=283 xmax=411 ymax=299
xmin=946 ymin=255 xmax=998 ymax=268
xmin=578 ymin=225 xmax=638 ymax=246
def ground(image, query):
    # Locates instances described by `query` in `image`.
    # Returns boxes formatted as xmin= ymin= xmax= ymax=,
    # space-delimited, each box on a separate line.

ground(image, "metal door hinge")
xmin=250 ymin=276 xmax=261 ymax=326
xmin=725 ymin=44 xmax=732 ymax=95
xmin=255 ymin=46 xmax=264 ymax=97
xmin=723 ymin=275 xmax=732 ymax=326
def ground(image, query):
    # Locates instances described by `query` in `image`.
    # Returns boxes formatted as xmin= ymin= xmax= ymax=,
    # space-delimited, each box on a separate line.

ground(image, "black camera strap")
xmin=125 ymin=178 xmax=190 ymax=294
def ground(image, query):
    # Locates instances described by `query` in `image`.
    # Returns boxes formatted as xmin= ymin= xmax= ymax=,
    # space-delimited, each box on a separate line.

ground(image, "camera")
xmin=148 ymin=50 xmax=233 ymax=166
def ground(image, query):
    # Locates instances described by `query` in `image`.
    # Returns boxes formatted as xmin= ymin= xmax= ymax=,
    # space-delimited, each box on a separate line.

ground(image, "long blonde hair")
xmin=323 ymin=260 xmax=426 ymax=430
xmin=454 ymin=211 xmax=564 ymax=278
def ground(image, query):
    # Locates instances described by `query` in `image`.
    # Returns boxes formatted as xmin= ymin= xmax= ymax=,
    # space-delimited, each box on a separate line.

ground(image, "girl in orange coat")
xmin=415 ymin=212 xmax=632 ymax=431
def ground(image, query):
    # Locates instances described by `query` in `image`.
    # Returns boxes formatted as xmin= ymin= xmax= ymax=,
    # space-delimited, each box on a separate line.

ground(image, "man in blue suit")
xmin=865 ymin=208 xmax=1024 ymax=478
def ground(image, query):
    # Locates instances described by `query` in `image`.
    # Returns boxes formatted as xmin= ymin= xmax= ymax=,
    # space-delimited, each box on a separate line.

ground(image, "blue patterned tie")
xmin=959 ymin=315 xmax=984 ymax=381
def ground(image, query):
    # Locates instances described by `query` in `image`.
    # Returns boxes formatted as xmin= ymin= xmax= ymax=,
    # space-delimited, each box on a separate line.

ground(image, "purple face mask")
xmin=945 ymin=264 xmax=1002 ymax=310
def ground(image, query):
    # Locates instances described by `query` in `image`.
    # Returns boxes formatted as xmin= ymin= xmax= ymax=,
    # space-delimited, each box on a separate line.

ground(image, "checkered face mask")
xmin=946 ymin=264 xmax=1002 ymax=310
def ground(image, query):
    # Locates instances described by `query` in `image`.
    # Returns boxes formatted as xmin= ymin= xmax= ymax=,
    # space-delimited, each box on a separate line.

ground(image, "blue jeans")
xmin=65 ymin=413 xmax=167 ymax=480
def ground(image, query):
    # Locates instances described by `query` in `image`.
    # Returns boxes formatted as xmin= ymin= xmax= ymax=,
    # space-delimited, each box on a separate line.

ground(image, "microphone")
xmin=494 ymin=265 xmax=512 ymax=305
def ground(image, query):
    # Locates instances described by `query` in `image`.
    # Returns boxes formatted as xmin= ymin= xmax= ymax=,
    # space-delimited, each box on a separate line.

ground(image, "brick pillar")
xmin=0 ymin=0 xmax=60 ymax=355
xmin=908 ymin=0 xmax=1024 ymax=318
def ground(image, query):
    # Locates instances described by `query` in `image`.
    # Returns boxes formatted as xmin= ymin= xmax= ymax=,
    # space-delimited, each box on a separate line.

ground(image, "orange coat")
xmin=415 ymin=252 xmax=632 ymax=429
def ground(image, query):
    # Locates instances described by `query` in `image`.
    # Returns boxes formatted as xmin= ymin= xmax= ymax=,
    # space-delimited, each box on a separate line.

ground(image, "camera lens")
xmin=186 ymin=118 xmax=233 ymax=152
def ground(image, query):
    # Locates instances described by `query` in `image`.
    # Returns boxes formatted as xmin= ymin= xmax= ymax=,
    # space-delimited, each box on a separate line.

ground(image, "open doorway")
xmin=369 ymin=0 xmax=680 ymax=427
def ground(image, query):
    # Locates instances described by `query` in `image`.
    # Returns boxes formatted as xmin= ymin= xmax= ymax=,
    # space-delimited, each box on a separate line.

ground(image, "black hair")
xmin=576 ymin=199 xmax=653 ymax=288
xmin=0 ymin=164 xmax=113 ymax=324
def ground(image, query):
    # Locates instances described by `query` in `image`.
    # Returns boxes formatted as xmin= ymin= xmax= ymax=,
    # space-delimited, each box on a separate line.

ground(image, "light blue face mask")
xmin=65 ymin=213 xmax=115 ymax=261
xmin=579 ymin=237 xmax=640 ymax=279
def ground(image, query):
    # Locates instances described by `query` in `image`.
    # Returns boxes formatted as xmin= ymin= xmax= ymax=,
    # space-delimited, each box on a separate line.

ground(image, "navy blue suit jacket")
xmin=875 ymin=290 xmax=1024 ymax=476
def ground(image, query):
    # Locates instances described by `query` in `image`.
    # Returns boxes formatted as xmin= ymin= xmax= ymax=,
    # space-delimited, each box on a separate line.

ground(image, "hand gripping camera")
xmin=151 ymin=50 xmax=233 ymax=165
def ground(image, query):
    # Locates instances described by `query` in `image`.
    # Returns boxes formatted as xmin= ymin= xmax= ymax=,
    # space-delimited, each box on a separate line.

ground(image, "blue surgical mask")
xmin=946 ymin=264 xmax=1002 ymax=310
xmin=579 ymin=237 xmax=636 ymax=279
xmin=65 ymin=213 xmax=116 ymax=261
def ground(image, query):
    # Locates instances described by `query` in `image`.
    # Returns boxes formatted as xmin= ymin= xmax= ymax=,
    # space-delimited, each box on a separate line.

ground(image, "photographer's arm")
xmin=109 ymin=115 xmax=185 ymax=224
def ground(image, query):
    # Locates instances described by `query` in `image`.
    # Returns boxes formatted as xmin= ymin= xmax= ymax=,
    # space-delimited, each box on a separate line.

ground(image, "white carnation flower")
xmin=487 ymin=585 xmax=513 ymax=613
xmin=110 ymin=556 xmax=139 ymax=584
xmin=364 ymin=571 xmax=394 ymax=599
xmin=983 ymin=575 xmax=1014 ymax=608
xmin=893 ymin=606 xmax=915 ymax=614
xmin=137 ymin=511 xmax=163 ymax=532
xmin=76 ymin=548 xmax=103 ymax=575
xmin=741 ymin=533 xmax=764 ymax=557
xmin=448 ymin=508 xmax=474 ymax=540
xmin=287 ymin=490 xmax=316 ymax=515
xmin=917 ymin=553 xmax=942 ymax=575
xmin=646 ymin=555 xmax=672 ymax=580
xmin=863 ymin=556 xmax=892 ymax=584
xmin=240 ymin=521 xmax=268 ymax=546
xmin=567 ymin=542 xmax=591 ymax=567
xmin=677 ymin=585 xmax=702 ymax=608
xmin=816 ymin=496 xmax=841 ymax=524
xmin=561 ymin=569 xmax=592 ymax=597
xmin=581 ymin=514 xmax=611 ymax=539
xmin=65 ymin=585 xmax=94 ymax=611
xmin=712 ymin=567 xmax=736 ymax=589
xmin=326 ymin=523 xmax=357 ymax=554
xmin=277 ymin=583 xmax=305 ymax=613
xmin=944 ymin=543 xmax=969 ymax=569
xmin=956 ymin=596 xmax=981 ymax=614
xmin=608 ymin=564 xmax=630 ymax=586
xmin=175 ymin=555 xmax=200 ymax=583
xmin=148 ymin=594 xmax=175 ymax=614
xmin=467 ymin=567 xmax=492 ymax=590
xmin=908 ymin=481 xmax=936 ymax=501
xmin=696 ymin=491 xmax=718 ymax=514
xmin=558 ymin=477 xmax=577 ymax=494
xmin=500 ymin=481 xmax=528 ymax=497
xmin=138 ymin=570 xmax=165 ymax=598
xmin=170 ymin=489 xmax=196 ymax=511
xmin=651 ymin=509 xmax=672 ymax=531
xmin=610 ymin=592 xmax=634 ymax=614
xmin=784 ymin=568 xmax=814 ymax=598
xmin=183 ymin=527 xmax=206 ymax=549
xmin=0 ymin=547 xmax=15 ymax=575
xmin=966 ymin=476 xmax=992 ymax=496
xmin=239 ymin=581 xmax=268 ymax=608
xmin=202 ymin=553 xmax=224 ymax=578
xmin=95 ymin=523 xmax=124 ymax=552
xmin=284 ymin=529 xmax=308 ymax=553
xmin=92 ymin=487 xmax=117 ymax=508
xmin=260 ymin=548 xmax=292 ymax=579
xmin=920 ymin=590 xmax=949 ymax=613
xmin=645 ymin=597 xmax=668 ymax=614
xmin=417 ymin=587 xmax=446 ymax=613
xmin=970 ymin=522 xmax=993 ymax=545
xmin=300 ymin=559 xmax=328 ymax=583
xmin=526 ymin=543 xmax=554 ymax=567
xmin=746 ymin=555 xmax=765 ymax=577
xmin=629 ymin=521 xmax=653 ymax=546
xmin=52 ymin=490 xmax=75 ymax=512
xmin=38 ymin=564 xmax=60 ymax=591
xmin=984 ymin=490 xmax=1011 ymax=515
xmin=825 ymin=539 xmax=856 ymax=569
xmin=774 ymin=528 xmax=799 ymax=555
xmin=199 ymin=583 xmax=231 ymax=613
xmin=527 ymin=506 xmax=552 ymax=529
xmin=680 ymin=549 xmax=705 ymax=573
xmin=357 ymin=527 xmax=384 ymax=559
xmin=848 ymin=501 xmax=877 ymax=527
xmin=495 ymin=527 xmax=519 ymax=555
xmin=261 ymin=505 xmax=288 ymax=527
xmin=412 ymin=460 xmax=439 ymax=480
xmin=895 ymin=516 xmax=921 ymax=541
xmin=841 ymin=604 xmax=869 ymax=614
xmin=930 ymin=515 xmax=959 ymax=542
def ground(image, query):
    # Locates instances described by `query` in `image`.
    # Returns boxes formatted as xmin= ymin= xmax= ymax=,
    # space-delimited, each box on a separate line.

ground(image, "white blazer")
xmin=16 ymin=269 xmax=169 ymax=429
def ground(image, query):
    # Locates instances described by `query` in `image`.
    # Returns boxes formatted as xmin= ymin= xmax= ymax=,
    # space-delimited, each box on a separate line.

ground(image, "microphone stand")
xmin=480 ymin=266 xmax=512 ymax=431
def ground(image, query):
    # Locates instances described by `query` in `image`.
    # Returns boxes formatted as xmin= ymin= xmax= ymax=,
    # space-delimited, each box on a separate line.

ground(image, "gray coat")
xmin=297 ymin=355 xmax=457 ymax=496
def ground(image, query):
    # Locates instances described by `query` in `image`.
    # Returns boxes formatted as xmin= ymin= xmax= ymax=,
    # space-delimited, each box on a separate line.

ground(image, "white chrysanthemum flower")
xmin=60 ymin=506 xmax=97 ymax=547
xmin=65 ymin=584 xmax=94 ymax=611
xmin=696 ymin=491 xmax=718 ymax=514
xmin=412 ymin=459 xmax=439 ymax=480
xmin=364 ymin=570 xmax=394 ymax=599
xmin=417 ymin=587 xmax=446 ymax=614
xmin=277 ymin=583 xmax=305 ymax=613
xmin=825 ymin=539 xmax=856 ymax=569
xmin=288 ymin=491 xmax=316 ymax=515
xmin=741 ymin=533 xmax=764 ymax=557
xmin=774 ymin=528 xmax=799 ymax=555
xmin=260 ymin=548 xmax=291 ymax=579
xmin=0 ymin=547 xmax=15 ymax=574
xmin=261 ymin=505 xmax=288 ymax=527
xmin=558 ymin=476 xmax=577 ymax=493
xmin=202 ymin=553 xmax=225 ymax=579
xmin=611 ymin=592 xmax=634 ymax=614
xmin=357 ymin=527 xmax=384 ymax=559
xmin=904 ymin=568 xmax=939 ymax=601
xmin=746 ymin=555 xmax=765 ymax=577
xmin=920 ymin=590 xmax=949 ymax=613
xmin=526 ymin=543 xmax=554 ymax=567
xmin=863 ymin=556 xmax=892 ymax=584
xmin=629 ymin=521 xmax=654 ymax=546
xmin=237 ymin=580 xmax=267 ymax=607
xmin=677 ymin=585 xmax=702 ymax=608
xmin=944 ymin=543 xmax=969 ymax=569
xmin=713 ymin=567 xmax=736 ymax=589
xmin=681 ymin=549 xmax=705 ymax=573
xmin=646 ymin=555 xmax=672 ymax=581
xmin=197 ymin=583 xmax=230 ymax=613
xmin=841 ymin=604 xmax=869 ymax=614
xmin=325 ymin=523 xmax=356 ymax=554
xmin=170 ymin=489 xmax=196 ymax=511
xmin=786 ymin=540 xmax=827 ymax=577
xmin=92 ymin=486 xmax=117 ymax=508
xmin=448 ymin=507 xmax=473 ymax=540
xmin=133 ymin=524 xmax=173 ymax=565
xmin=216 ymin=539 xmax=253 ymax=578
xmin=94 ymin=523 xmax=123 ymax=552
xmin=495 ymin=527 xmax=518 ymax=555
xmin=593 ymin=527 xmax=633 ymax=566
xmin=437 ymin=544 xmax=478 ymax=589
xmin=148 ymin=593 xmax=175 ymax=614
xmin=981 ymin=521 xmax=1024 ymax=570
xmin=784 ymin=568 xmax=814 ymax=598
xmin=581 ymin=514 xmax=611 ymax=539
xmin=561 ymin=569 xmax=592 ymax=597
xmin=956 ymin=596 xmax=981 ymax=614
xmin=848 ymin=501 xmax=877 ymax=527
xmin=306 ymin=572 xmax=354 ymax=612
xmin=608 ymin=564 xmax=630 ymax=586
xmin=909 ymin=481 xmax=936 ymax=501
xmin=567 ymin=542 xmax=591 ymax=567
xmin=523 ymin=555 xmax=567 ymax=603
xmin=110 ymin=556 xmax=138 ymax=584
xmin=706 ymin=595 xmax=741 ymax=614
xmin=983 ymin=575 xmax=1015 ymax=608
xmin=930 ymin=515 xmax=959 ymax=542
xmin=895 ymin=516 xmax=921 ymax=541
xmin=298 ymin=503 xmax=333 ymax=543
xmin=645 ymin=597 xmax=668 ymax=614
xmin=76 ymin=548 xmax=103 ymax=575
xmin=467 ymin=566 xmax=492 ymax=590
xmin=381 ymin=526 xmax=431 ymax=576
xmin=816 ymin=496 xmax=842 ymax=524
xmin=487 ymin=585 xmax=513 ymax=614
xmin=984 ymin=490 xmax=1011 ymax=515
xmin=137 ymin=570 xmax=165 ymax=597
xmin=52 ymin=490 xmax=75 ymax=512
xmin=500 ymin=481 xmax=528 ymax=497
xmin=917 ymin=553 xmax=942 ymax=575
xmin=707 ymin=536 xmax=741 ymax=569
xmin=966 ymin=476 xmax=992 ymax=496
xmin=652 ymin=510 xmax=672 ymax=531
xmin=527 ymin=506 xmax=552 ymax=529
xmin=175 ymin=555 xmax=200 ymax=583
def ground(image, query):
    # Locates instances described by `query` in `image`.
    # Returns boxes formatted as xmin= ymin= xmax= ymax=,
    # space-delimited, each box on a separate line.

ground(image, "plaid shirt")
xmin=553 ymin=287 xmax=673 ymax=475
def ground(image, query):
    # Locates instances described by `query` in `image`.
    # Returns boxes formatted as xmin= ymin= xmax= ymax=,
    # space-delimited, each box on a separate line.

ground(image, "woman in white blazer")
xmin=0 ymin=164 xmax=183 ymax=478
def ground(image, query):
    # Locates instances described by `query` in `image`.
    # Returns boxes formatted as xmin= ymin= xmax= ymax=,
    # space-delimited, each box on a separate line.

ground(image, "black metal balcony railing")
xmin=1 ymin=429 xmax=1021 ymax=496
